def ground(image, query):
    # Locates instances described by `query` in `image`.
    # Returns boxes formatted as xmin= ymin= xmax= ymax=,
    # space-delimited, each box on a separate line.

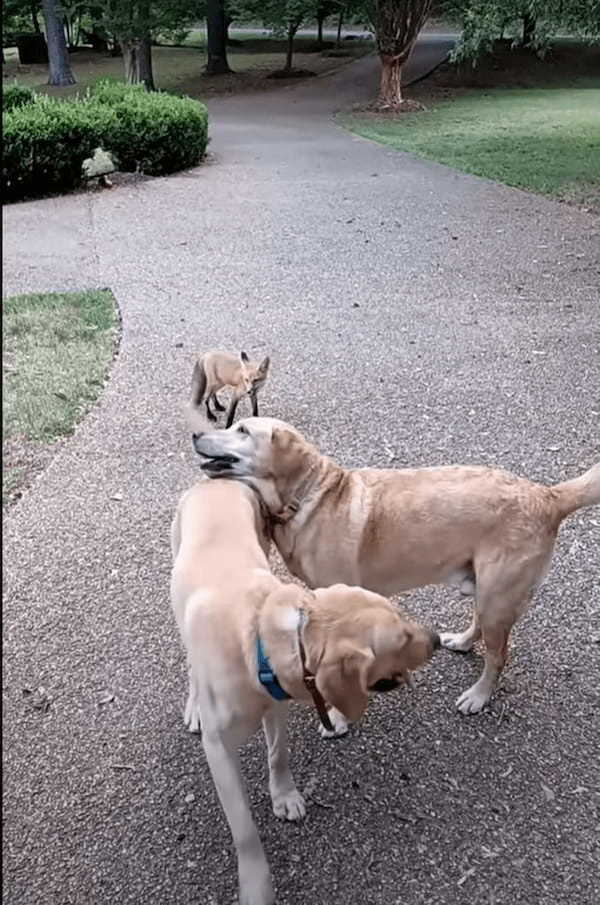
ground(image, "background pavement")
xmin=3 ymin=38 xmax=600 ymax=905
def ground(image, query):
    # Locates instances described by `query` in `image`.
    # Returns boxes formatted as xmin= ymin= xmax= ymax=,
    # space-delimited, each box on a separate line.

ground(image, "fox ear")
xmin=259 ymin=356 xmax=270 ymax=374
xmin=240 ymin=351 xmax=249 ymax=363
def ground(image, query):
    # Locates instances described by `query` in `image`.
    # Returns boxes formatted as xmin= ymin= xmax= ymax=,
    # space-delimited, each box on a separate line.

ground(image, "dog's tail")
xmin=190 ymin=359 xmax=206 ymax=407
xmin=551 ymin=462 xmax=600 ymax=520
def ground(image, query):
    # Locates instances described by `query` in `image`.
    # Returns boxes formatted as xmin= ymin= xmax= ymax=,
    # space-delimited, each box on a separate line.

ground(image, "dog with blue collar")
xmin=171 ymin=478 xmax=438 ymax=905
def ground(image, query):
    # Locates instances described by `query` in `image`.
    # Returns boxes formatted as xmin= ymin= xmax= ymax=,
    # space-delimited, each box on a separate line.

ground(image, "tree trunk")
xmin=137 ymin=34 xmax=155 ymax=89
xmin=41 ymin=0 xmax=75 ymax=85
xmin=121 ymin=40 xmax=138 ymax=84
xmin=31 ymin=3 xmax=42 ymax=34
xmin=522 ymin=13 xmax=536 ymax=46
xmin=317 ymin=11 xmax=325 ymax=47
xmin=336 ymin=9 xmax=344 ymax=48
xmin=374 ymin=0 xmax=432 ymax=108
xmin=285 ymin=28 xmax=294 ymax=70
xmin=377 ymin=54 xmax=403 ymax=107
xmin=205 ymin=0 xmax=231 ymax=74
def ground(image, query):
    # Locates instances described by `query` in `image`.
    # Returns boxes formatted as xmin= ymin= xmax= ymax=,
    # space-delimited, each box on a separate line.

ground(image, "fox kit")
xmin=190 ymin=350 xmax=270 ymax=428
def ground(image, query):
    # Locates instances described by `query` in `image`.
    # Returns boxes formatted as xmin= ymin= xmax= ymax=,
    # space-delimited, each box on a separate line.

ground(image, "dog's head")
xmin=275 ymin=584 xmax=438 ymax=723
xmin=192 ymin=417 xmax=314 ymax=513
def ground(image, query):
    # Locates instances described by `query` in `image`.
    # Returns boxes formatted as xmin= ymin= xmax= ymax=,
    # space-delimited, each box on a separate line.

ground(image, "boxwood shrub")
xmin=3 ymin=96 xmax=118 ymax=201
xmin=91 ymin=80 xmax=210 ymax=176
xmin=2 ymin=81 xmax=209 ymax=202
xmin=3 ymin=83 xmax=36 ymax=112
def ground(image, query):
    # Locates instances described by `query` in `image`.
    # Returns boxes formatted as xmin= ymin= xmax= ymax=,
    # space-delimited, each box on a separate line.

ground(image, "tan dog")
xmin=170 ymin=478 xmax=437 ymax=905
xmin=192 ymin=417 xmax=600 ymax=720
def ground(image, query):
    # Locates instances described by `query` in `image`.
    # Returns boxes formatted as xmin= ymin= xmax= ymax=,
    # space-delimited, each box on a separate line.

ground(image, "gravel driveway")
xmin=3 ymin=38 xmax=599 ymax=905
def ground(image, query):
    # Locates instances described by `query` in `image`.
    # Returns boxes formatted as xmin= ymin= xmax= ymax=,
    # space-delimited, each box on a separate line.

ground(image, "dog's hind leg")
xmin=202 ymin=717 xmax=274 ymax=905
xmin=262 ymin=705 xmax=305 ymax=821
xmin=454 ymin=557 xmax=544 ymax=714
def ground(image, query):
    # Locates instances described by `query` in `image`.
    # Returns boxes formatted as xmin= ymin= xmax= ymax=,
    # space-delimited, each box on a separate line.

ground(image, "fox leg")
xmin=225 ymin=396 xmax=240 ymax=428
xmin=205 ymin=395 xmax=218 ymax=422
xmin=250 ymin=393 xmax=259 ymax=417
xmin=211 ymin=393 xmax=226 ymax=413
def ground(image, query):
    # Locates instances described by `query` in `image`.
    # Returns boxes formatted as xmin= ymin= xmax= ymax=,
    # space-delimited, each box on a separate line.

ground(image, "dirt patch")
xmin=267 ymin=68 xmax=317 ymax=80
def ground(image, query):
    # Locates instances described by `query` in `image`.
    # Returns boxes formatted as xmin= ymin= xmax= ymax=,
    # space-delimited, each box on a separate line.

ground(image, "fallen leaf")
xmin=457 ymin=867 xmax=476 ymax=886
xmin=111 ymin=493 xmax=123 ymax=501
xmin=98 ymin=693 xmax=115 ymax=706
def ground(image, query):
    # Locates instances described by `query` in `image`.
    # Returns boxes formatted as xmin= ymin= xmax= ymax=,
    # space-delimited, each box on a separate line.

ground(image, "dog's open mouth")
xmin=199 ymin=454 xmax=239 ymax=474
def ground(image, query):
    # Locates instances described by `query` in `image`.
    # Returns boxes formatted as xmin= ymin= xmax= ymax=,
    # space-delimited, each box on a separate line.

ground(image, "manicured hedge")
xmin=2 ymin=81 xmax=209 ymax=202
xmin=3 ymin=83 xmax=36 ymax=112
xmin=90 ymin=81 xmax=210 ymax=177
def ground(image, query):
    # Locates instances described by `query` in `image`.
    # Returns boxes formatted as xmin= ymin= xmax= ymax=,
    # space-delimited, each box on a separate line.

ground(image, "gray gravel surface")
xmin=3 ymin=40 xmax=600 ymax=905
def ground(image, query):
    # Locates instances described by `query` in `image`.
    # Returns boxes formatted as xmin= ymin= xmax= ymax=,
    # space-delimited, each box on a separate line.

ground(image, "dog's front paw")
xmin=318 ymin=708 xmax=349 ymax=739
xmin=456 ymin=683 xmax=491 ymax=715
xmin=272 ymin=789 xmax=306 ymax=821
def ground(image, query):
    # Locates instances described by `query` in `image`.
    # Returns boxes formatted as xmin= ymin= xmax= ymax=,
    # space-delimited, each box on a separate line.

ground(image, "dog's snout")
xmin=430 ymin=630 xmax=441 ymax=651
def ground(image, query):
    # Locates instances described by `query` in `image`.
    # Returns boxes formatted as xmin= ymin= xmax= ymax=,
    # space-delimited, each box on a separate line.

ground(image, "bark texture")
xmin=375 ymin=0 xmax=432 ymax=108
xmin=205 ymin=0 xmax=231 ymax=74
xmin=41 ymin=0 xmax=75 ymax=85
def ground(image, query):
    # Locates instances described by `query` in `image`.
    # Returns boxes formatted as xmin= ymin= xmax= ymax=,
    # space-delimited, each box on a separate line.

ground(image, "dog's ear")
xmin=258 ymin=355 xmax=270 ymax=375
xmin=315 ymin=643 xmax=374 ymax=722
xmin=240 ymin=351 xmax=249 ymax=363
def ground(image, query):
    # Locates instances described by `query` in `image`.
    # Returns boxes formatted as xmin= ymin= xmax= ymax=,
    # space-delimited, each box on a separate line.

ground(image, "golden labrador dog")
xmin=170 ymin=478 xmax=437 ymax=905
xmin=192 ymin=418 xmax=599 ymax=722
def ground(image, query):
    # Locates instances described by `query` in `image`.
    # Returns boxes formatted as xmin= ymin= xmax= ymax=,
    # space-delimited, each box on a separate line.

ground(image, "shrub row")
xmin=2 ymin=80 xmax=209 ymax=202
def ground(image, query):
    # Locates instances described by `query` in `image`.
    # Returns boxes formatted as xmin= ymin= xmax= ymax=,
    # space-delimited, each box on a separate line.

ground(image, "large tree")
xmin=205 ymin=0 xmax=231 ymax=74
xmin=374 ymin=0 xmax=432 ymax=108
xmin=101 ymin=0 xmax=198 ymax=87
xmin=41 ymin=0 xmax=76 ymax=84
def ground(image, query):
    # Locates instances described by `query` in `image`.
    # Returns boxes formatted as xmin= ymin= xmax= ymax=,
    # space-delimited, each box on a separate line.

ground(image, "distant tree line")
xmin=3 ymin=1 xmax=598 ymax=102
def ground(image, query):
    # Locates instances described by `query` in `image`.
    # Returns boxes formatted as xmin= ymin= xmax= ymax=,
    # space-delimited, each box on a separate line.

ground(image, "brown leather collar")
xmin=271 ymin=467 xmax=318 ymax=526
xmin=297 ymin=609 xmax=334 ymax=733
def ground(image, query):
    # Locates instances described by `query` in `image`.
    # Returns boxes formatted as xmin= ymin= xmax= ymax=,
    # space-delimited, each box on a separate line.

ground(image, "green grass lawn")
xmin=2 ymin=290 xmax=118 ymax=505
xmin=340 ymin=84 xmax=600 ymax=204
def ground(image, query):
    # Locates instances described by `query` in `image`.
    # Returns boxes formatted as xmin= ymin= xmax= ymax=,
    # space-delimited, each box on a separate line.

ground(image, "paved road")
xmin=3 ymin=39 xmax=600 ymax=905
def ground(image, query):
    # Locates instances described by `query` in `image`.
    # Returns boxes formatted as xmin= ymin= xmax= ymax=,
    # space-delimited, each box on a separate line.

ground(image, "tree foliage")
xmin=443 ymin=1 xmax=600 ymax=63
xmin=235 ymin=1 xmax=319 ymax=69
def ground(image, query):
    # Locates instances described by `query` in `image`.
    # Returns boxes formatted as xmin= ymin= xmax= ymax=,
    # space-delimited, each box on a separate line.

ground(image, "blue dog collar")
xmin=256 ymin=636 xmax=291 ymax=701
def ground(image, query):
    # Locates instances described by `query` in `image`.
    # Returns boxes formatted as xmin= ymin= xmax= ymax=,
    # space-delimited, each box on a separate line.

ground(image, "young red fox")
xmin=190 ymin=350 xmax=270 ymax=428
